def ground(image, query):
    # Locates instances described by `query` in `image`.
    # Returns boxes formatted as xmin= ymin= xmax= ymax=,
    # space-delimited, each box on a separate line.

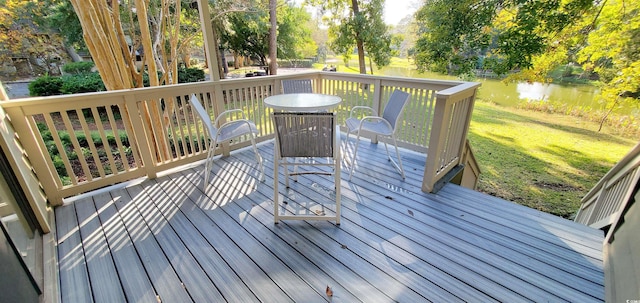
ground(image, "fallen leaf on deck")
xmin=341 ymin=244 xmax=347 ymax=249
xmin=326 ymin=285 xmax=333 ymax=297
xmin=407 ymin=210 xmax=414 ymax=216
xmin=385 ymin=196 xmax=393 ymax=200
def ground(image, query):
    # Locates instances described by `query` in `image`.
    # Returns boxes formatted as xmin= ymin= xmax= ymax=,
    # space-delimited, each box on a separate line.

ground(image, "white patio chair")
xmin=345 ymin=89 xmax=410 ymax=180
xmin=189 ymin=94 xmax=264 ymax=189
xmin=272 ymin=112 xmax=341 ymax=224
xmin=282 ymin=79 xmax=313 ymax=94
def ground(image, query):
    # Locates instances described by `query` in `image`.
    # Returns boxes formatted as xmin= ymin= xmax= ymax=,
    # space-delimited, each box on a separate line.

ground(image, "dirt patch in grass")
xmin=533 ymin=181 xmax=581 ymax=192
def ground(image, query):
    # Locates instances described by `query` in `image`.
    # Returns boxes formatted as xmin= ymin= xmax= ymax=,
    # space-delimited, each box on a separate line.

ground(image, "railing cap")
xmin=437 ymin=81 xmax=482 ymax=97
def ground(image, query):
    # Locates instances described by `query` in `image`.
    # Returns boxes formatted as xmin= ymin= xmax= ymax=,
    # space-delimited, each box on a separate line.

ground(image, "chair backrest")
xmin=272 ymin=112 xmax=336 ymax=158
xmin=282 ymin=79 xmax=313 ymax=94
xmin=381 ymin=90 xmax=411 ymax=130
xmin=189 ymin=94 xmax=216 ymax=135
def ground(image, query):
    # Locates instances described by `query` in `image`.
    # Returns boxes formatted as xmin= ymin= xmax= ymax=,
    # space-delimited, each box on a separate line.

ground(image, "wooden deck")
xmin=55 ymin=135 xmax=605 ymax=302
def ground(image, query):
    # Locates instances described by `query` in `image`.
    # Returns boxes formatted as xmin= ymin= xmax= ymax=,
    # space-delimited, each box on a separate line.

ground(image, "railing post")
xmin=315 ymin=74 xmax=323 ymax=93
xmin=1 ymin=106 xmax=53 ymax=231
xmin=3 ymin=106 xmax=62 ymax=206
xmin=274 ymin=78 xmax=283 ymax=95
xmin=422 ymin=94 xmax=451 ymax=193
xmin=456 ymin=90 xmax=477 ymax=165
xmin=422 ymin=82 xmax=480 ymax=193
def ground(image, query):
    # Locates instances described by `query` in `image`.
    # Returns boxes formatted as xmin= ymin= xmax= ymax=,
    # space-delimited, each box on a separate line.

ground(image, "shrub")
xmin=170 ymin=135 xmax=206 ymax=156
xmin=178 ymin=66 xmax=205 ymax=83
xmin=60 ymin=73 xmax=105 ymax=94
xmin=35 ymin=66 xmax=204 ymax=94
xmin=62 ymin=61 xmax=95 ymax=74
xmin=52 ymin=155 xmax=67 ymax=178
xmin=142 ymin=67 xmax=205 ymax=86
xmin=29 ymin=75 xmax=63 ymax=96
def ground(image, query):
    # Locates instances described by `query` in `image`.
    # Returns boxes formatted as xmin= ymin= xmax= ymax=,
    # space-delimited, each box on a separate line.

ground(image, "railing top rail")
xmin=437 ymin=81 xmax=482 ymax=97
xmin=317 ymin=71 xmax=467 ymax=87
xmin=0 ymin=81 xmax=214 ymax=107
xmin=1 ymin=71 xmax=477 ymax=108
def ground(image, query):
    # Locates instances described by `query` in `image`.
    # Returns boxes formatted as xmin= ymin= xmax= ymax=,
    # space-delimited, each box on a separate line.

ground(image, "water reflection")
xmin=379 ymin=66 xmax=638 ymax=116
xmin=517 ymin=82 xmax=553 ymax=101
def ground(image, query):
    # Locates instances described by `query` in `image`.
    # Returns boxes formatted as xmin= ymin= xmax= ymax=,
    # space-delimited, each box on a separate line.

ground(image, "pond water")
xmin=380 ymin=66 xmax=639 ymax=116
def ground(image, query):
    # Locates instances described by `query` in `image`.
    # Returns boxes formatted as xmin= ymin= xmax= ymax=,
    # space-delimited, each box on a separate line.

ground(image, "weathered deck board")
xmin=109 ymin=186 xmax=193 ymax=302
xmin=156 ymin=173 xmax=325 ymax=303
xmin=56 ymin=138 xmax=605 ymax=302
xmin=74 ymin=195 xmax=126 ymax=303
xmin=91 ymin=192 xmax=158 ymax=303
xmin=124 ymin=183 xmax=225 ymax=303
xmin=251 ymin=141 xmax=604 ymax=302
xmin=137 ymin=177 xmax=260 ymax=302
xmin=178 ymin=167 xmax=426 ymax=302
xmin=155 ymin=174 xmax=293 ymax=302
xmin=56 ymin=203 xmax=92 ymax=303
xmin=222 ymin=152 xmax=496 ymax=302
xmin=340 ymin=139 xmax=604 ymax=300
xmin=171 ymin=170 xmax=375 ymax=302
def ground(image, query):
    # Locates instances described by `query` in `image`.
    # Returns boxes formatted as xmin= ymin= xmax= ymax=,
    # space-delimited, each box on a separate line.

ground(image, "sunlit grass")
xmin=315 ymin=55 xmax=416 ymax=75
xmin=469 ymin=101 xmax=636 ymax=218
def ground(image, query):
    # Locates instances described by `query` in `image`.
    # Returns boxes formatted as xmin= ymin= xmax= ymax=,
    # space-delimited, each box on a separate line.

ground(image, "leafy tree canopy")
xmin=413 ymin=0 xmax=638 ymax=124
xmin=575 ymin=0 xmax=640 ymax=109
xmin=414 ymin=0 xmax=495 ymax=75
xmin=221 ymin=1 xmax=316 ymax=66
xmin=309 ymin=0 xmax=392 ymax=73
xmin=42 ymin=0 xmax=84 ymax=50
xmin=0 ymin=0 xmax=66 ymax=75
xmin=413 ymin=0 xmax=593 ymax=76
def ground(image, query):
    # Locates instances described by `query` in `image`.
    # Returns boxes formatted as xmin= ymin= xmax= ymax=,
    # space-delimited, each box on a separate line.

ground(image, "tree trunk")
xmin=351 ymin=0 xmax=367 ymax=75
xmin=220 ymin=48 xmax=228 ymax=75
xmin=64 ymin=44 xmax=83 ymax=62
xmin=212 ymin=26 xmax=226 ymax=78
xmin=268 ymin=0 xmax=278 ymax=75
xmin=182 ymin=53 xmax=191 ymax=67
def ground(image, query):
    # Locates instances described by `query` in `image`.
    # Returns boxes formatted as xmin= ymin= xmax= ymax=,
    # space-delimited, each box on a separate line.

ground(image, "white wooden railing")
xmin=574 ymin=142 xmax=640 ymax=237
xmin=1 ymin=71 xmax=480 ymax=205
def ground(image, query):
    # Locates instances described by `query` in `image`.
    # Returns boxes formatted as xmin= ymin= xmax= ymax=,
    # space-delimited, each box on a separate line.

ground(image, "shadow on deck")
xmin=55 ymin=135 xmax=604 ymax=302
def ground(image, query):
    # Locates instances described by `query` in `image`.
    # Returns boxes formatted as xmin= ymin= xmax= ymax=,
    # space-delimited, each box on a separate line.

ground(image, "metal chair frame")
xmin=189 ymin=94 xmax=264 ymax=189
xmin=272 ymin=112 xmax=341 ymax=224
xmin=345 ymin=89 xmax=411 ymax=180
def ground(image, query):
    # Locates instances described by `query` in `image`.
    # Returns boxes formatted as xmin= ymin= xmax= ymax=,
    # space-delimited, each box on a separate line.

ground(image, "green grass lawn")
xmin=469 ymin=100 xmax=637 ymax=218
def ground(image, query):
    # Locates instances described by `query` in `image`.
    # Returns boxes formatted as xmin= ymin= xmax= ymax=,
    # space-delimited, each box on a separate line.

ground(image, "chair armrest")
xmin=213 ymin=109 xmax=248 ymax=126
xmin=349 ymin=106 xmax=377 ymax=118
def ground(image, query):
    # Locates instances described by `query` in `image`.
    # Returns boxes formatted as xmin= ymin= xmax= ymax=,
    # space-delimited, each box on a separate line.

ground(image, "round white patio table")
xmin=263 ymin=93 xmax=342 ymax=111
